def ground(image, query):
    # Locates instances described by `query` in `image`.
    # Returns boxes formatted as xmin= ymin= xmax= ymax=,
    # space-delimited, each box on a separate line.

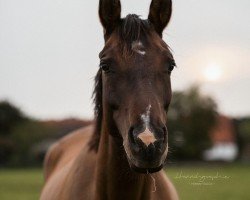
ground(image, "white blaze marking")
xmin=141 ymin=105 xmax=151 ymax=126
xmin=137 ymin=50 xmax=146 ymax=55
xmin=139 ymin=105 xmax=156 ymax=146
xmin=132 ymin=41 xmax=146 ymax=56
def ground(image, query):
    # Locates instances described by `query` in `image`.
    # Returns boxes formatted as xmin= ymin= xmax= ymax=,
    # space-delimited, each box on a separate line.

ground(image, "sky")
xmin=0 ymin=0 xmax=250 ymax=120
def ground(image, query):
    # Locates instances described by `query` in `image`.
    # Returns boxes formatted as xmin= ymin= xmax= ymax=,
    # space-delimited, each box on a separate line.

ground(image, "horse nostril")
xmin=162 ymin=126 xmax=167 ymax=143
xmin=128 ymin=127 xmax=136 ymax=145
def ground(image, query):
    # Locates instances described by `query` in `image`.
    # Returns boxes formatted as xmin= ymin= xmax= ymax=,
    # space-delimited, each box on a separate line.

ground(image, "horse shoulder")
xmin=43 ymin=124 xmax=94 ymax=181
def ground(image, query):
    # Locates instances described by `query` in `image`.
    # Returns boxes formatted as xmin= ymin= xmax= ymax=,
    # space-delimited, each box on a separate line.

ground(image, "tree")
xmin=0 ymin=101 xmax=26 ymax=136
xmin=168 ymin=86 xmax=218 ymax=160
xmin=236 ymin=118 xmax=250 ymax=160
xmin=0 ymin=101 xmax=27 ymax=164
xmin=10 ymin=120 xmax=55 ymax=166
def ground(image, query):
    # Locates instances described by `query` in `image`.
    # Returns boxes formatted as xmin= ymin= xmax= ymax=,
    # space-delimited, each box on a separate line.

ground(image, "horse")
xmin=40 ymin=0 xmax=178 ymax=199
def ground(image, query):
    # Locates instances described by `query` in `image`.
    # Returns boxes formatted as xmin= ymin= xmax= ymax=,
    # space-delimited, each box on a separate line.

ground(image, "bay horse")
xmin=40 ymin=0 xmax=178 ymax=199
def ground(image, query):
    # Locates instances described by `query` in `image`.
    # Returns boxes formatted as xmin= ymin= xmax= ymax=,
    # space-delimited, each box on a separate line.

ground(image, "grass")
xmin=0 ymin=169 xmax=43 ymax=200
xmin=166 ymin=164 xmax=250 ymax=200
xmin=0 ymin=164 xmax=249 ymax=200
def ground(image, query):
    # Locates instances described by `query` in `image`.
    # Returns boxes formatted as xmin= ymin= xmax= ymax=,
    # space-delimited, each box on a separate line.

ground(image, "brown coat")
xmin=40 ymin=125 xmax=178 ymax=200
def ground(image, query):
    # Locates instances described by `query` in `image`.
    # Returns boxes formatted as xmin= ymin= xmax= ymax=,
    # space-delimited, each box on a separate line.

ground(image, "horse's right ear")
xmin=99 ymin=0 xmax=121 ymax=36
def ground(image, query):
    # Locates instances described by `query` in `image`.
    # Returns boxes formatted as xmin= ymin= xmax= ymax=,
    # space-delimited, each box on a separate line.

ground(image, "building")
xmin=203 ymin=115 xmax=238 ymax=161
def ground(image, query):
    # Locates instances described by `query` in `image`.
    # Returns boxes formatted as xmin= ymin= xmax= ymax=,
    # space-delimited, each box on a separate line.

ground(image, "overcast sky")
xmin=0 ymin=0 xmax=250 ymax=119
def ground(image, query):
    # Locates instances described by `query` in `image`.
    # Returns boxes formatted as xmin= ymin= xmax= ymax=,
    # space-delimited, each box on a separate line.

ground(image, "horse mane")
xmin=89 ymin=15 xmax=152 ymax=151
xmin=88 ymin=69 xmax=102 ymax=151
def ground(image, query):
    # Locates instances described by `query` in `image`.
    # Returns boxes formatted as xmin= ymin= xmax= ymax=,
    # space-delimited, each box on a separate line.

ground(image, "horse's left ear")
xmin=148 ymin=0 xmax=172 ymax=37
xmin=99 ymin=0 xmax=121 ymax=37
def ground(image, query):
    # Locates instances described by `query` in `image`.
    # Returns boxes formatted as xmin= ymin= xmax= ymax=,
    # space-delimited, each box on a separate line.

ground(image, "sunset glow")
xmin=203 ymin=63 xmax=222 ymax=82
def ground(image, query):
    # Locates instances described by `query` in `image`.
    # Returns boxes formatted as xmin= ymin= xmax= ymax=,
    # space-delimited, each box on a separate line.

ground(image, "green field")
xmin=0 ymin=164 xmax=249 ymax=200
xmin=0 ymin=169 xmax=43 ymax=200
xmin=167 ymin=164 xmax=250 ymax=200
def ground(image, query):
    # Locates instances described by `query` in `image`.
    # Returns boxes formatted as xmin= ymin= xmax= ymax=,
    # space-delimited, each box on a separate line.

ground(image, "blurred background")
xmin=0 ymin=0 xmax=250 ymax=199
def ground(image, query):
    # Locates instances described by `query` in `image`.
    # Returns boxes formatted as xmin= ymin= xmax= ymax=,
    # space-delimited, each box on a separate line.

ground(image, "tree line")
xmin=0 ymin=86 xmax=249 ymax=167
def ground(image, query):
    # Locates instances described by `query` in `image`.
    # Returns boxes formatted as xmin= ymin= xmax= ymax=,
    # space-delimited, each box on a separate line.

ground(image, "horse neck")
xmin=94 ymin=123 xmax=154 ymax=200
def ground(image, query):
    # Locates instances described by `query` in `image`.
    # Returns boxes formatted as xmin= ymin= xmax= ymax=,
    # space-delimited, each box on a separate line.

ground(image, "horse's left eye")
xmin=168 ymin=64 xmax=174 ymax=72
xmin=168 ymin=60 xmax=176 ymax=74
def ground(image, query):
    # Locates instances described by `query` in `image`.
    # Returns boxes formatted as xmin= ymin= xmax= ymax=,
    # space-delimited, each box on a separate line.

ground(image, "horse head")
xmin=93 ymin=0 xmax=175 ymax=173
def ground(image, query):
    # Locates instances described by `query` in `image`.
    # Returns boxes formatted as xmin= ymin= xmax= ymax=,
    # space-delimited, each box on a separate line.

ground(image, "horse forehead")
xmin=102 ymin=33 xmax=161 ymax=55
xmin=131 ymin=40 xmax=146 ymax=55
xmin=100 ymin=37 xmax=167 ymax=69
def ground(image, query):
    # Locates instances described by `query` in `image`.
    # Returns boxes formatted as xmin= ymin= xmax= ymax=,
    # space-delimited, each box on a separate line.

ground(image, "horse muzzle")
xmin=126 ymin=125 xmax=168 ymax=173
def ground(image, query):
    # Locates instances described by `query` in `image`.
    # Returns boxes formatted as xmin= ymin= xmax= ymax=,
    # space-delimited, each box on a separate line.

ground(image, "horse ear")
xmin=99 ymin=0 xmax=121 ymax=36
xmin=148 ymin=0 xmax=172 ymax=37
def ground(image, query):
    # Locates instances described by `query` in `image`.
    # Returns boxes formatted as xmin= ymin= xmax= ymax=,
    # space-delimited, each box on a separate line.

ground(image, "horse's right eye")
xmin=100 ymin=59 xmax=116 ymax=74
xmin=100 ymin=64 xmax=110 ymax=72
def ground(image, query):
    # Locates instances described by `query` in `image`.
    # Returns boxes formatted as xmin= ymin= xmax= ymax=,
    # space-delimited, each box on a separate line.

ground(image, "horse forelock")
xmin=117 ymin=14 xmax=152 ymax=58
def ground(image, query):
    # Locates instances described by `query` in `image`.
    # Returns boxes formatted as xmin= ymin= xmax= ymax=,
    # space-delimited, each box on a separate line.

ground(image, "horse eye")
xmin=168 ymin=60 xmax=176 ymax=74
xmin=168 ymin=64 xmax=174 ymax=72
xmin=100 ymin=64 xmax=110 ymax=73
